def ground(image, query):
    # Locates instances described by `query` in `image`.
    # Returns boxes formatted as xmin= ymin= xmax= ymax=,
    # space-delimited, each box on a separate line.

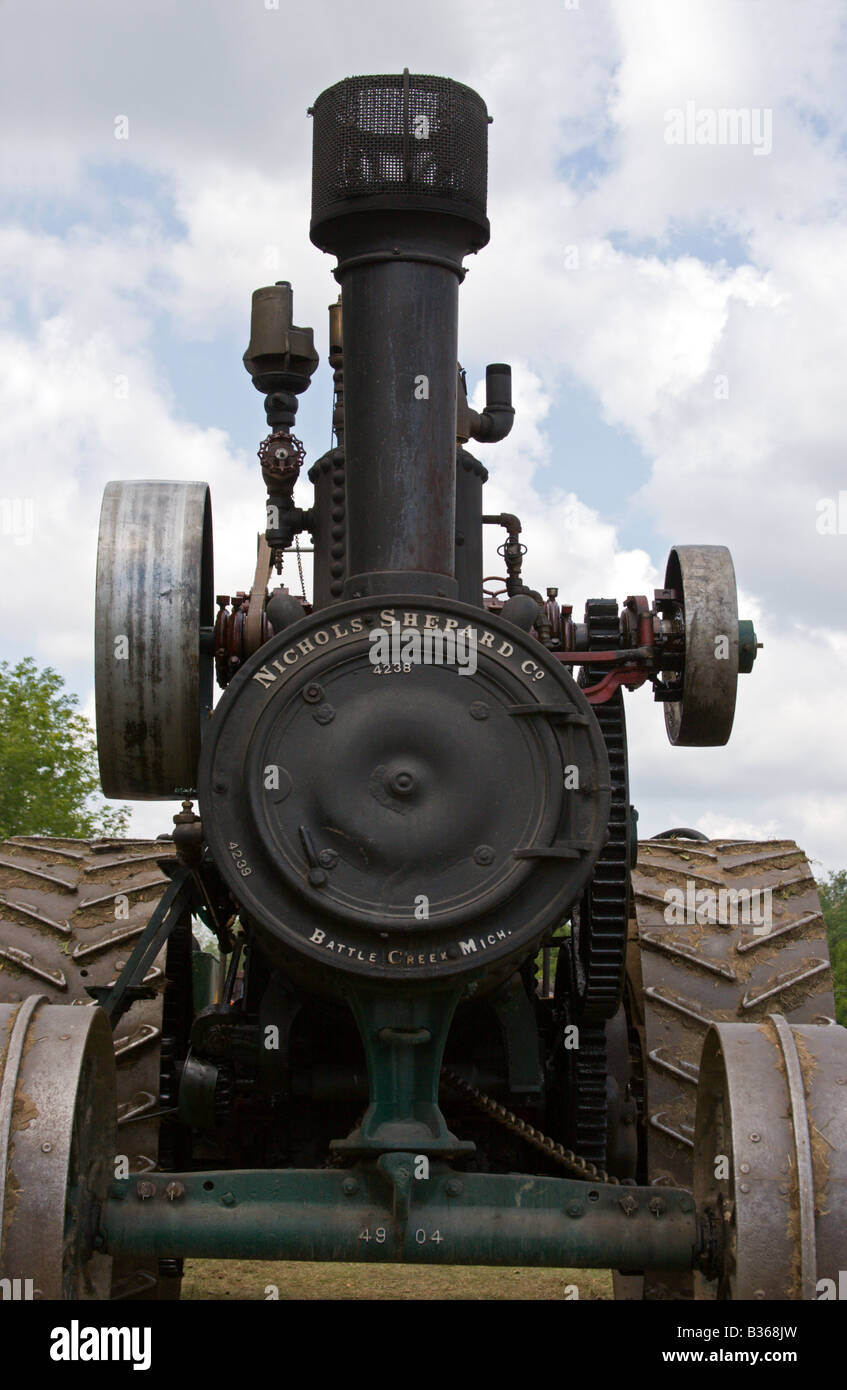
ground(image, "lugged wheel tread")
xmin=0 ymin=835 xmax=179 ymax=1300
xmin=626 ymin=836 xmax=835 ymax=1300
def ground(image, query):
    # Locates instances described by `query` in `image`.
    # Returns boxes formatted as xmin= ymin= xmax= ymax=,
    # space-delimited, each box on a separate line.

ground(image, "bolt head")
xmin=474 ymin=845 xmax=495 ymax=866
xmin=221 ymin=1191 xmax=238 ymax=1208
xmin=342 ymin=1178 xmax=358 ymax=1196
xmin=388 ymin=769 xmax=416 ymax=796
xmin=445 ymin=1178 xmax=463 ymax=1197
xmin=567 ymin=1201 xmax=584 ymax=1218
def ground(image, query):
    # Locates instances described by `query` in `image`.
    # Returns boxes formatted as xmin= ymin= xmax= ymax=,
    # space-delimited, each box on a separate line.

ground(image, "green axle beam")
xmin=102 ymin=1156 xmax=700 ymax=1270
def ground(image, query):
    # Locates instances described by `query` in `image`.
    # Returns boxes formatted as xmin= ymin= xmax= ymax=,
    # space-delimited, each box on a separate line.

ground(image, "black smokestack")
xmin=310 ymin=72 xmax=490 ymax=598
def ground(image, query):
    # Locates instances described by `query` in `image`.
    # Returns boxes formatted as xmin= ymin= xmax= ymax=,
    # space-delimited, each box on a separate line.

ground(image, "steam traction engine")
xmin=1 ymin=73 xmax=845 ymax=1303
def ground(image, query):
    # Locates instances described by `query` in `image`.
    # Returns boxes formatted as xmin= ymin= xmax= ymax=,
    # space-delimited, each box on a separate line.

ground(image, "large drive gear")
xmin=0 ymin=835 xmax=190 ymax=1300
xmin=552 ymin=601 xmax=632 ymax=1166
xmin=570 ymin=599 xmax=631 ymax=1021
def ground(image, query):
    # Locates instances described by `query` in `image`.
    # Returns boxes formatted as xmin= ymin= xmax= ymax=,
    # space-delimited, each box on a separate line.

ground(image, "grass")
xmin=182 ymin=1260 xmax=613 ymax=1300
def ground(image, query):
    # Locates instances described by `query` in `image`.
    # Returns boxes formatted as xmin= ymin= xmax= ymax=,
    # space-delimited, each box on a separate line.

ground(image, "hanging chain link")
xmin=294 ymin=535 xmax=306 ymax=600
xmin=440 ymin=1067 xmax=621 ymax=1185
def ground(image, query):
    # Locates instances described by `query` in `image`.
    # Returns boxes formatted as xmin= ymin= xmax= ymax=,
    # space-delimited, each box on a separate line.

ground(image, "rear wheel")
xmin=0 ymin=834 xmax=190 ymax=1299
xmin=616 ymin=835 xmax=837 ymax=1300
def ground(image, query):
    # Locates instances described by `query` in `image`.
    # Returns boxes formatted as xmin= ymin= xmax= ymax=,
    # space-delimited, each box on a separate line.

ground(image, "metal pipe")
xmin=339 ymin=245 xmax=461 ymax=595
xmin=468 ymin=364 xmax=515 ymax=443
xmin=454 ymin=448 xmax=487 ymax=607
xmin=103 ymin=1167 xmax=699 ymax=1269
xmin=309 ymin=74 xmax=491 ymax=599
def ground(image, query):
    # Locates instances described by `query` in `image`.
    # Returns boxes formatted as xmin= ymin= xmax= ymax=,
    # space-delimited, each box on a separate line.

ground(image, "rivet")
xmin=221 ymin=1191 xmax=238 ymax=1208
xmin=567 ymin=1201 xmax=583 ymax=1218
xmin=750 ymin=1133 xmax=761 ymax=1143
xmin=753 ymin=1289 xmax=766 ymax=1300
xmin=469 ymin=701 xmax=489 ymax=720
xmin=342 ymin=1178 xmax=358 ymax=1196
xmin=136 ymin=1181 xmax=156 ymax=1200
xmin=389 ymin=770 xmax=416 ymax=796
xmin=739 ymin=1182 xmax=750 ymax=1193
xmin=313 ymin=704 xmax=335 ymax=726
xmin=446 ymin=1178 xmax=463 ymax=1197
xmin=41 ymin=1142 xmax=52 ymax=1154
xmin=474 ymin=845 xmax=494 ymax=866
xmin=739 ymin=1163 xmax=750 ymax=1174
xmin=166 ymin=1181 xmax=185 ymax=1202
xmin=318 ymin=849 xmax=339 ymax=869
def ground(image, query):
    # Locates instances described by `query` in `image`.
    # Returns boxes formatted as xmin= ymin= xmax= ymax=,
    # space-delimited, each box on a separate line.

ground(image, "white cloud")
xmin=2 ymin=0 xmax=847 ymax=878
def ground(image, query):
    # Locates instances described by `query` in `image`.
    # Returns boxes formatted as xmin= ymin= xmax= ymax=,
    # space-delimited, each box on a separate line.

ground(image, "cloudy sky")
xmin=1 ymin=0 xmax=845 ymax=872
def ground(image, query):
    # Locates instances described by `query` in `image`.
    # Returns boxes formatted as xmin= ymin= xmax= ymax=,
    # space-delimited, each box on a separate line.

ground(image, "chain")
xmin=294 ymin=535 xmax=306 ymax=600
xmin=440 ymin=1067 xmax=620 ymax=1185
xmin=322 ymin=1075 xmax=622 ymax=1184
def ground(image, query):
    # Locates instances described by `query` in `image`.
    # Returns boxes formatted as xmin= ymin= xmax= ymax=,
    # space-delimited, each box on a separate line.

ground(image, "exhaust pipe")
xmin=309 ymin=71 xmax=491 ymax=598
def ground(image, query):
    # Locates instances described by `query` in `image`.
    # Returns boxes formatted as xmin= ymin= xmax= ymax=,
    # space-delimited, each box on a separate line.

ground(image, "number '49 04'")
xmin=358 ymin=1228 xmax=443 ymax=1244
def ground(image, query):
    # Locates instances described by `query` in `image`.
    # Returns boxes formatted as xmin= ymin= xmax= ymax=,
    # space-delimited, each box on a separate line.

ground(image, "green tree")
xmin=0 ymin=658 xmax=130 ymax=839
xmin=817 ymin=869 xmax=847 ymax=1027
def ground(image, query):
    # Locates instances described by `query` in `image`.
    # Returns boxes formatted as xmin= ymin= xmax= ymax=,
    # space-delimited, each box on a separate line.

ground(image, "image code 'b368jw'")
xmin=1 ymin=70 xmax=845 ymax=1306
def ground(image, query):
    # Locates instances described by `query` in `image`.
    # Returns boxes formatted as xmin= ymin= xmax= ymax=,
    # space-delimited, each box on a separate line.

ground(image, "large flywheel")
xmin=95 ymin=480 xmax=214 ymax=798
xmin=660 ymin=545 xmax=740 ymax=747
